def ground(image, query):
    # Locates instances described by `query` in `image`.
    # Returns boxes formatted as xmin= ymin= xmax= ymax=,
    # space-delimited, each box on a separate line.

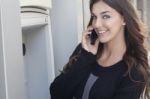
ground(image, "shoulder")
xmin=69 ymin=43 xmax=82 ymax=58
xmin=129 ymin=66 xmax=144 ymax=83
xmin=120 ymin=65 xmax=145 ymax=90
xmin=113 ymin=66 xmax=145 ymax=99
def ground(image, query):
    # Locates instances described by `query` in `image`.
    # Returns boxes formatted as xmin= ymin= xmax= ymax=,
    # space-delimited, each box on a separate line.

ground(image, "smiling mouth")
xmin=98 ymin=31 xmax=107 ymax=35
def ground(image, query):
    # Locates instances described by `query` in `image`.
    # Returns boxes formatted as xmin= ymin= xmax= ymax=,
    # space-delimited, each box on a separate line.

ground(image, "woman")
xmin=50 ymin=0 xmax=150 ymax=99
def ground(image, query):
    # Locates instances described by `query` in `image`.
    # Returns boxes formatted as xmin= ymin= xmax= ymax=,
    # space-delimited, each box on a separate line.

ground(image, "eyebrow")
xmin=101 ymin=11 xmax=111 ymax=14
xmin=91 ymin=11 xmax=111 ymax=15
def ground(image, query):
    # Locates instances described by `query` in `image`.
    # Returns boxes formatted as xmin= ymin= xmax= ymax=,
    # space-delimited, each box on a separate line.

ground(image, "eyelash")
xmin=91 ymin=15 xmax=111 ymax=20
xmin=102 ymin=15 xmax=111 ymax=19
xmin=91 ymin=15 xmax=97 ymax=19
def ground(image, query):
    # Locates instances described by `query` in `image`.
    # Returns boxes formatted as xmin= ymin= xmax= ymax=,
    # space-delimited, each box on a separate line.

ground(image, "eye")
xmin=102 ymin=15 xmax=111 ymax=19
xmin=91 ymin=15 xmax=97 ymax=19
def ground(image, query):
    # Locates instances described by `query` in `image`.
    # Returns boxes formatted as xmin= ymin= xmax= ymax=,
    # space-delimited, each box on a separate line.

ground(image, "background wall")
xmin=50 ymin=0 xmax=83 ymax=76
xmin=0 ymin=0 xmax=26 ymax=98
xmin=0 ymin=9 xmax=6 ymax=99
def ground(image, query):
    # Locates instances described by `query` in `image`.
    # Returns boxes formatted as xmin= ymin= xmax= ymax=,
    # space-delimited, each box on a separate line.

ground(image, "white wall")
xmin=0 ymin=10 xmax=6 ymax=99
xmin=50 ymin=0 xmax=83 ymax=76
xmin=22 ymin=26 xmax=50 ymax=99
xmin=83 ymin=0 xmax=90 ymax=30
xmin=0 ymin=0 xmax=26 ymax=98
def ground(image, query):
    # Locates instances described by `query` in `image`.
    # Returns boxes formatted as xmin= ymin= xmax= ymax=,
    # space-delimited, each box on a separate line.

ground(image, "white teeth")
xmin=99 ymin=31 xmax=106 ymax=34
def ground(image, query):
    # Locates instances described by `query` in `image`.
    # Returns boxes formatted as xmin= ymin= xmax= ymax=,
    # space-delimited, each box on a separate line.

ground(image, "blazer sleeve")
xmin=50 ymin=43 xmax=96 ymax=99
xmin=112 ymin=67 xmax=145 ymax=99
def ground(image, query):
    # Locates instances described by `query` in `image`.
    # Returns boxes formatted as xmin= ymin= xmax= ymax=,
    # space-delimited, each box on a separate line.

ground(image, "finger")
xmin=87 ymin=28 xmax=93 ymax=32
xmin=82 ymin=32 xmax=90 ymax=45
xmin=82 ymin=31 xmax=91 ymax=40
xmin=82 ymin=31 xmax=91 ymax=48
xmin=87 ymin=26 xmax=93 ymax=30
xmin=85 ymin=26 xmax=94 ymax=32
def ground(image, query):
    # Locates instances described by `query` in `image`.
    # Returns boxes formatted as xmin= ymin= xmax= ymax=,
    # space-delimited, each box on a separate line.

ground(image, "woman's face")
xmin=91 ymin=1 xmax=125 ymax=44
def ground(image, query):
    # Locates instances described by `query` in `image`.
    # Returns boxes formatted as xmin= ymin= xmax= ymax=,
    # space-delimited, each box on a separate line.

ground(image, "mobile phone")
xmin=90 ymin=29 xmax=98 ymax=45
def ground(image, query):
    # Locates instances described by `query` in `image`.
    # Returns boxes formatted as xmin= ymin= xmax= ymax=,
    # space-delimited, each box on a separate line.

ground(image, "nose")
xmin=93 ymin=18 xmax=103 ymax=29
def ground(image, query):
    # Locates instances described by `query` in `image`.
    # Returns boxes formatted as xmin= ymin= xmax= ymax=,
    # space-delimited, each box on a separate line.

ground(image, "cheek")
xmin=104 ymin=17 xmax=117 ymax=27
xmin=105 ymin=18 xmax=123 ymax=30
xmin=104 ymin=21 xmax=114 ymax=29
xmin=92 ymin=20 xmax=97 ymax=26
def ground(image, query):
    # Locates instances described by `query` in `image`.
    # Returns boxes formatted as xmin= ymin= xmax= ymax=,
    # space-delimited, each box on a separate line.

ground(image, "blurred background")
xmin=132 ymin=0 xmax=150 ymax=50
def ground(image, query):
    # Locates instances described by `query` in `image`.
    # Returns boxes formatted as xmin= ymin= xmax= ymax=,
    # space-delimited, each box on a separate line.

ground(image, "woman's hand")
xmin=82 ymin=26 xmax=99 ymax=55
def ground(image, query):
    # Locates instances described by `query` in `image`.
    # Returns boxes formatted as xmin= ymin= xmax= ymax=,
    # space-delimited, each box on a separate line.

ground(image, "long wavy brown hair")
xmin=63 ymin=0 xmax=150 ymax=98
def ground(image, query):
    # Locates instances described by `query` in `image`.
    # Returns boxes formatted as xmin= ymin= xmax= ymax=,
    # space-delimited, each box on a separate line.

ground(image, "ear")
xmin=122 ymin=17 xmax=126 ymax=25
xmin=122 ymin=22 xmax=126 ymax=25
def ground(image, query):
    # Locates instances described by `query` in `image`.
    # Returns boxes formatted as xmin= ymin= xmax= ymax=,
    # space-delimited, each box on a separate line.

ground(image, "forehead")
xmin=91 ymin=1 xmax=118 ymax=15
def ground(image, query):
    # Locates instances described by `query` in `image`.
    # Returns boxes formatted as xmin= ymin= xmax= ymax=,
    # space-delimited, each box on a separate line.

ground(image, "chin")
xmin=98 ymin=38 xmax=110 ymax=44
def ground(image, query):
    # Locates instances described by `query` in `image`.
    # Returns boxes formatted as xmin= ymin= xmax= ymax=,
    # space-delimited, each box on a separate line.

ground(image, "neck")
xmin=101 ymin=34 xmax=126 ymax=61
xmin=103 ymin=40 xmax=126 ymax=58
